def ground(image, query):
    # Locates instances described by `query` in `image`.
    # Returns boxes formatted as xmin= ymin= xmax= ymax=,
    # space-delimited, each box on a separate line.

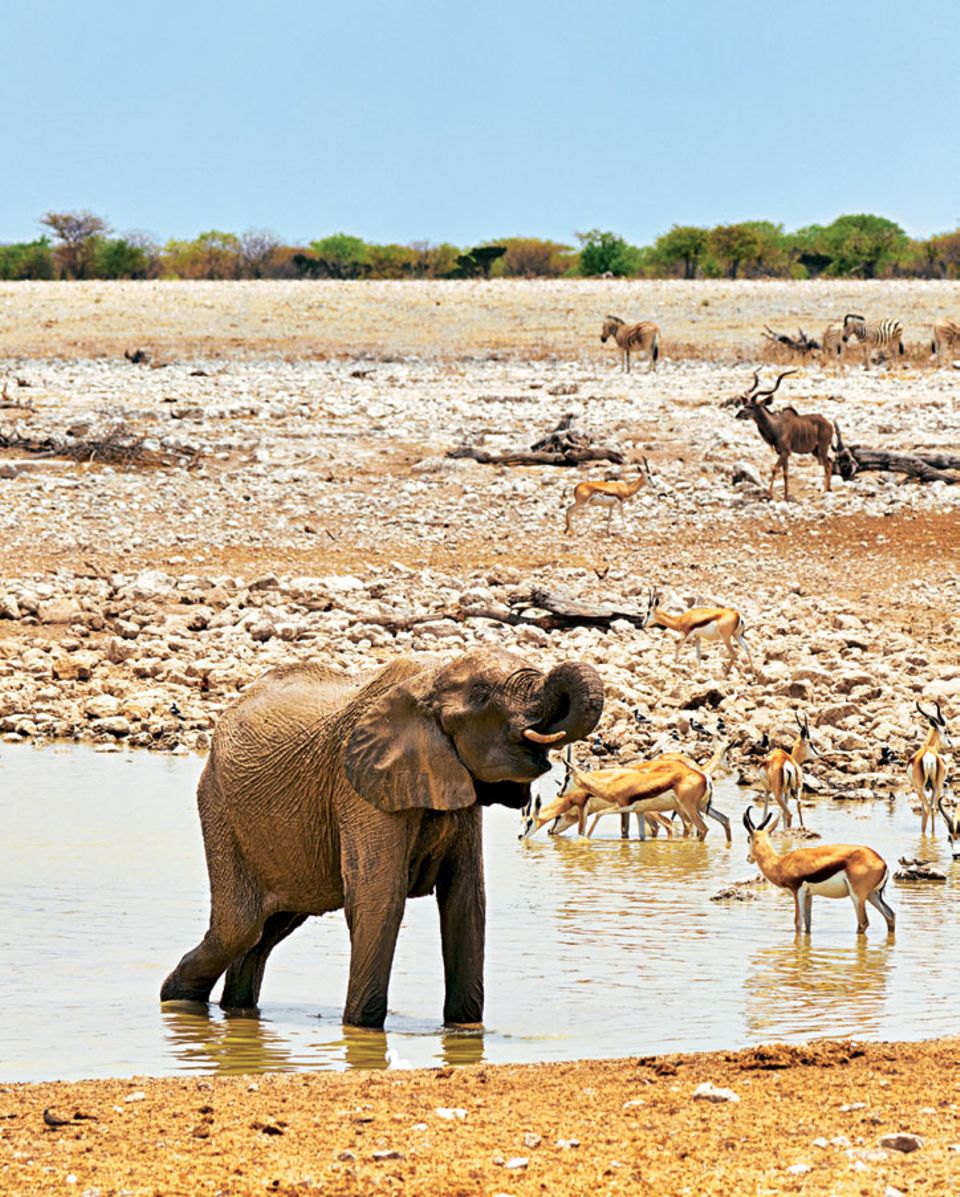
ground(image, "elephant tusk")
xmin=523 ymin=728 xmax=566 ymax=745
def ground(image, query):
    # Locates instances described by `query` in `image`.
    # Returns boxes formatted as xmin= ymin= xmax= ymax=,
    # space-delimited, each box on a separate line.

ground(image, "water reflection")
xmin=745 ymin=936 xmax=893 ymax=1041
xmin=162 ymin=1004 xmax=299 ymax=1075
xmin=162 ymin=1005 xmax=487 ymax=1074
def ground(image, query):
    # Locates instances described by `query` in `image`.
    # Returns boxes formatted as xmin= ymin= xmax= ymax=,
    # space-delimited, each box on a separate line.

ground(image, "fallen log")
xmin=833 ymin=427 xmax=960 ymax=484
xmin=447 ymin=445 xmax=625 ymax=467
xmin=357 ymin=586 xmax=650 ymax=634
xmin=762 ymin=325 xmax=820 ymax=353
xmin=837 ymin=445 xmax=960 ymax=484
xmin=448 ymin=413 xmax=625 ymax=468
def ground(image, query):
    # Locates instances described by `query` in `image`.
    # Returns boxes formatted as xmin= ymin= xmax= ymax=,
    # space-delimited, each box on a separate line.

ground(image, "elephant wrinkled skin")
xmin=160 ymin=648 xmax=604 ymax=1028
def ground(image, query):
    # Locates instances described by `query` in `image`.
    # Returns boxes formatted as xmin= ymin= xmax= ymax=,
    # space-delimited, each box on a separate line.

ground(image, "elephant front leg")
xmin=340 ymin=814 xmax=413 ymax=1030
xmin=342 ymin=887 xmax=407 ymax=1029
xmin=436 ymin=815 xmax=486 ymax=1027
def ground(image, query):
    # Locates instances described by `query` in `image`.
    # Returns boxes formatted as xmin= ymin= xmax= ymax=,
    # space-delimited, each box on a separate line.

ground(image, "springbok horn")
xmin=917 ymin=701 xmax=935 ymax=720
xmin=523 ymin=728 xmax=566 ymax=745
xmin=743 ymin=805 xmax=756 ymax=833
xmin=935 ymin=700 xmax=944 ymax=723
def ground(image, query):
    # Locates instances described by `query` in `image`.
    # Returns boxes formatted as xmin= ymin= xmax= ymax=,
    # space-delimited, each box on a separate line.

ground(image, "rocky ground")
xmin=3 ymin=1038 xmax=960 ymax=1196
xmin=0 ymin=280 xmax=957 ymax=791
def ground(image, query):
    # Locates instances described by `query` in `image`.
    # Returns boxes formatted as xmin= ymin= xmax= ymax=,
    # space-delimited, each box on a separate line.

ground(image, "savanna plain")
xmin=1 ymin=279 xmax=959 ymax=1195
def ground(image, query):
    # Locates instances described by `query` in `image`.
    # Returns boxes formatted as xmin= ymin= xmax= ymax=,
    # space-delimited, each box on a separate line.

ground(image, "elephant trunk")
xmin=526 ymin=662 xmax=604 ymax=746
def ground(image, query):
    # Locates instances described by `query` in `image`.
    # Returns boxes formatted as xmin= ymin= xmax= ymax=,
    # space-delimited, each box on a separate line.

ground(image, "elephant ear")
xmin=343 ymin=668 xmax=476 ymax=813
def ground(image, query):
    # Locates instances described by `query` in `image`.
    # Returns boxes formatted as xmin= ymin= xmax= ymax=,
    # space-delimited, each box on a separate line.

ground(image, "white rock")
xmin=693 ymin=1082 xmax=739 ymax=1103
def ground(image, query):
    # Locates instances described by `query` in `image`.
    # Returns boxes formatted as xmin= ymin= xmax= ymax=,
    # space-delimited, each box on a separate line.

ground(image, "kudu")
xmin=728 ymin=370 xmax=835 ymax=501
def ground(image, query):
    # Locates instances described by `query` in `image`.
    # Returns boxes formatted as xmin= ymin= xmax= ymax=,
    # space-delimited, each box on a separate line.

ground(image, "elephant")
xmin=160 ymin=648 xmax=604 ymax=1029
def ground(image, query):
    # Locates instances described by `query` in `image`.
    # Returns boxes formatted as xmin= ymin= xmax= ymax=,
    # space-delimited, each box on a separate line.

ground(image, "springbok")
xmin=755 ymin=711 xmax=819 ymax=831
xmin=645 ymin=589 xmax=753 ymax=674
xmin=564 ymin=460 xmax=653 ymax=535
xmin=600 ymin=316 xmax=661 ymax=373
xmin=731 ymin=369 xmax=835 ymax=501
xmin=742 ymin=807 xmax=895 ymax=935
xmin=932 ymin=318 xmax=960 ymax=368
xmin=937 ymin=799 xmax=960 ymax=857
xmin=519 ymin=745 xmax=731 ymax=843
xmin=909 ymin=701 xmax=951 ymax=834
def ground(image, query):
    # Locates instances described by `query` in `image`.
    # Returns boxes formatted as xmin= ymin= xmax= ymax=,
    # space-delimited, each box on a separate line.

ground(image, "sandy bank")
xmin=2 ymin=1038 xmax=959 ymax=1195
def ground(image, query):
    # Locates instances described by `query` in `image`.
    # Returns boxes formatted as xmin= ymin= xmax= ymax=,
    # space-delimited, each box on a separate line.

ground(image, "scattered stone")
xmin=372 ymin=1149 xmax=403 ymax=1160
xmin=693 ymin=1082 xmax=740 ymax=1103
xmin=435 ymin=1107 xmax=467 ymax=1120
xmin=523 ymin=1132 xmax=542 ymax=1149
xmin=878 ymin=1132 xmax=923 ymax=1153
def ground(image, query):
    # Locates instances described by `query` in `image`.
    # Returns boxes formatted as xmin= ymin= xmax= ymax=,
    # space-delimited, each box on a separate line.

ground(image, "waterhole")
xmin=1 ymin=745 xmax=957 ymax=1081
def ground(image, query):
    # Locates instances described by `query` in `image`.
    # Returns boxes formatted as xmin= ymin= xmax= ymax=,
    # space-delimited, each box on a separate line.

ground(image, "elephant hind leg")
xmin=221 ymin=911 xmax=309 ymax=1009
xmin=160 ymin=919 xmax=264 ymax=1004
xmin=161 ymin=818 xmax=267 ymax=1003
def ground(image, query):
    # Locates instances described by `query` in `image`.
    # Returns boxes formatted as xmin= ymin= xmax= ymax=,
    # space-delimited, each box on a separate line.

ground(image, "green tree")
xmin=39 ymin=210 xmax=110 ymax=278
xmin=0 ymin=237 xmax=55 ymax=279
xmin=652 ymin=225 xmax=708 ymax=278
xmin=447 ymin=245 xmax=507 ymax=278
xmin=820 ymin=214 xmax=908 ymax=278
xmin=366 ymin=242 xmax=417 ymax=278
xmin=788 ymin=224 xmax=833 ymax=277
xmin=576 ymin=230 xmax=642 ymax=277
xmin=309 ymin=233 xmax=371 ymax=278
xmin=193 ymin=230 xmax=241 ymax=279
xmin=94 ymin=237 xmax=153 ymax=278
xmin=707 ymin=223 xmax=761 ymax=279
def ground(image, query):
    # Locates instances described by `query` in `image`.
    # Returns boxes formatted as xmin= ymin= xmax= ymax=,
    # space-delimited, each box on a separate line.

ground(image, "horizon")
xmin=2 ymin=1 xmax=957 ymax=247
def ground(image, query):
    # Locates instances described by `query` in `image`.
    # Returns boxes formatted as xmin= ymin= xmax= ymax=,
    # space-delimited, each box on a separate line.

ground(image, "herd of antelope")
xmin=531 ymin=313 xmax=958 ymax=934
xmin=520 ymin=692 xmax=954 ymax=936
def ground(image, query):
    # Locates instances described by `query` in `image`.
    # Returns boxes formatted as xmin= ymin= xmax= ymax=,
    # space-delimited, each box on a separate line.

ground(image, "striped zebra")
xmin=932 ymin=318 xmax=960 ymax=367
xmin=841 ymin=313 xmax=905 ymax=370
xmin=601 ymin=316 xmax=661 ymax=373
xmin=820 ymin=320 xmax=846 ymax=372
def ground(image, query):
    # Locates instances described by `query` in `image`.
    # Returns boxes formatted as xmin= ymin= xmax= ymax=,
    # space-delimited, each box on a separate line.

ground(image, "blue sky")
xmin=2 ymin=0 xmax=957 ymax=247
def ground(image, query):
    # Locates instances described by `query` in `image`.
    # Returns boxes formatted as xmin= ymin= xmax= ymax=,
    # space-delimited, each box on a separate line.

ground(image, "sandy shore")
xmin=2 ymin=1039 xmax=958 ymax=1195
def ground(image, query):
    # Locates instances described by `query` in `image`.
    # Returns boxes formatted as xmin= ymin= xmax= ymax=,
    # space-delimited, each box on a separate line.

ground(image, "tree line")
xmin=2 ymin=210 xmax=959 ymax=281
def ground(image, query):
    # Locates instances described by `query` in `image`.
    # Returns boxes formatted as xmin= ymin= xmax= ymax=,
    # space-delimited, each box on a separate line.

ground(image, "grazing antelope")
xmin=841 ymin=313 xmax=905 ymax=370
xmin=820 ymin=321 xmax=846 ymax=372
xmin=937 ymin=798 xmax=960 ymax=857
xmin=756 ymin=711 xmax=819 ymax=831
xmin=600 ymin=316 xmax=661 ymax=373
xmin=559 ymin=739 xmax=730 ymax=841
xmin=742 ymin=807 xmax=895 ymax=935
xmin=932 ymin=318 xmax=960 ymax=367
xmin=909 ymin=701 xmax=951 ymax=834
xmin=645 ymin=589 xmax=753 ymax=674
xmin=732 ymin=369 xmax=835 ymax=501
xmin=519 ymin=747 xmax=731 ymax=843
xmin=564 ymin=460 xmax=653 ymax=534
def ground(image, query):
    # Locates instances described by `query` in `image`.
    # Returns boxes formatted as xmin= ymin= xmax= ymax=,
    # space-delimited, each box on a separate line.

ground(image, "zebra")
xmin=932 ymin=318 xmax=960 ymax=367
xmin=820 ymin=320 xmax=846 ymax=372
xmin=600 ymin=316 xmax=661 ymax=373
xmin=841 ymin=313 xmax=905 ymax=370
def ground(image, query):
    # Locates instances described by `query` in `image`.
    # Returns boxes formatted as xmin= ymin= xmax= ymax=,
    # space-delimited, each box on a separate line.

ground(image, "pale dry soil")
xmin=1 ymin=281 xmax=959 ymax=1193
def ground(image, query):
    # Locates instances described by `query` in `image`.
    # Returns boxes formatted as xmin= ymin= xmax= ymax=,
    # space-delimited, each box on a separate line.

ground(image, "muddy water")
xmin=1 ymin=745 xmax=958 ymax=1082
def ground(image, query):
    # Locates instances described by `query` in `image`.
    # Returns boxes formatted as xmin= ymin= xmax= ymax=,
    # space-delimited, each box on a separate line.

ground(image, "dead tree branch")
xmin=448 ymin=413 xmax=624 ymax=467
